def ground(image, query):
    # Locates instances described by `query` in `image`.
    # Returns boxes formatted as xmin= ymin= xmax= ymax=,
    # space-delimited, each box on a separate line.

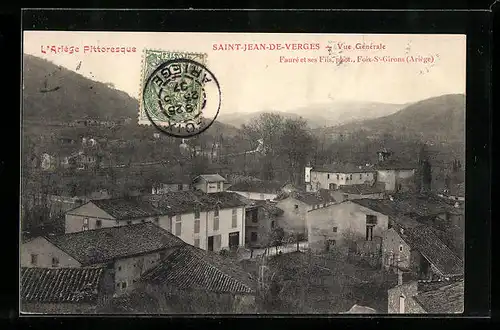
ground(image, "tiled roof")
xmin=228 ymin=180 xmax=283 ymax=194
xmin=312 ymin=163 xmax=376 ymax=174
xmin=353 ymin=195 xmax=460 ymax=219
xmin=141 ymin=245 xmax=255 ymax=294
xmin=144 ymin=191 xmax=247 ymax=216
xmin=338 ymin=182 xmax=386 ymax=195
xmin=276 ymin=190 xmax=335 ymax=206
xmin=97 ymin=289 xmax=165 ymax=314
xmin=345 ymin=304 xmax=377 ymax=314
xmin=414 ymin=280 xmax=464 ymax=313
xmin=195 ymin=174 xmax=227 ymax=182
xmin=45 ymin=223 xmax=185 ymax=265
xmin=401 ymin=225 xmax=464 ymax=277
xmin=90 ymin=199 xmax=163 ymax=220
xmin=21 ymin=267 xmax=105 ymax=303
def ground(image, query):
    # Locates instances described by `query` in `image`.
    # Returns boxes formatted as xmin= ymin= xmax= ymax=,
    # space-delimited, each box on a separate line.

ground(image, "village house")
xmin=193 ymin=174 xmax=227 ymax=193
xmin=387 ymin=274 xmax=464 ymax=314
xmin=274 ymin=190 xmax=336 ymax=238
xmin=21 ymin=266 xmax=114 ymax=314
xmin=40 ymin=153 xmax=57 ymax=171
xmin=356 ymin=194 xmax=464 ymax=258
xmin=131 ymin=244 xmax=257 ymax=313
xmin=151 ymin=175 xmax=193 ymax=194
xmin=306 ymin=200 xmax=390 ymax=253
xmin=243 ymin=200 xmax=284 ymax=248
xmin=64 ymin=190 xmax=247 ymax=252
xmin=305 ymin=150 xmax=417 ymax=194
xmin=227 ymin=179 xmax=284 ymax=201
xmin=305 ymin=164 xmax=377 ymax=192
xmin=20 ymin=222 xmax=185 ymax=295
xmin=381 ymin=224 xmax=463 ymax=281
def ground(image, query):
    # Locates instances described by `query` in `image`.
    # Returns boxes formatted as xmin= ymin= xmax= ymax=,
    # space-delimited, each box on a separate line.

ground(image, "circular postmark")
xmin=142 ymin=58 xmax=221 ymax=138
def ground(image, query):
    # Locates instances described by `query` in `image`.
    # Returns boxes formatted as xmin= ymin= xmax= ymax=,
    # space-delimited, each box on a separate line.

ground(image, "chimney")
xmin=397 ymin=269 xmax=403 ymax=286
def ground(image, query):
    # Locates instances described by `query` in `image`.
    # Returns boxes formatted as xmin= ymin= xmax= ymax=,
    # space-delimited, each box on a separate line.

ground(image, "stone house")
xmin=382 ymin=224 xmax=463 ymax=281
xmin=193 ymin=174 xmax=227 ymax=193
xmin=306 ymin=200 xmax=389 ymax=253
xmin=274 ymin=190 xmax=336 ymax=238
xmin=65 ymin=191 xmax=247 ymax=252
xmin=20 ymin=266 xmax=114 ymax=314
xmin=20 ymin=222 xmax=185 ymax=295
xmin=387 ymin=275 xmax=464 ymax=314
xmin=134 ymin=244 xmax=256 ymax=313
xmin=305 ymin=164 xmax=376 ymax=192
xmin=243 ymin=200 xmax=284 ymax=248
xmin=151 ymin=175 xmax=192 ymax=194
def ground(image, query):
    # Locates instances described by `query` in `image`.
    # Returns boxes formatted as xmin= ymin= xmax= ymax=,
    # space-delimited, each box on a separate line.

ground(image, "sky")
xmin=23 ymin=32 xmax=466 ymax=114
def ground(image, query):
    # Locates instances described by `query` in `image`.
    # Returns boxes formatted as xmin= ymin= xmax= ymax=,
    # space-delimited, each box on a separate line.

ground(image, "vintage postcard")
xmin=21 ymin=31 xmax=465 ymax=315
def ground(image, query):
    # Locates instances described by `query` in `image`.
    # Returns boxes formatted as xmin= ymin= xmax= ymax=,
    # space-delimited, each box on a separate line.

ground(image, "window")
xmin=175 ymin=222 xmax=182 ymax=236
xmin=252 ymin=209 xmax=258 ymax=222
xmin=399 ymin=245 xmax=403 ymax=252
xmin=141 ymin=219 xmax=146 ymax=223
xmin=194 ymin=219 xmax=200 ymax=234
xmin=350 ymin=174 xmax=353 ymax=180
xmin=260 ymin=193 xmax=265 ymax=200
xmin=126 ymin=220 xmax=132 ymax=225
xmin=178 ymin=183 xmax=183 ymax=191
xmin=176 ymin=215 xmax=182 ymax=222
xmin=251 ymin=232 xmax=258 ymax=242
xmin=365 ymin=225 xmax=374 ymax=241
xmin=214 ymin=208 xmax=219 ymax=217
xmin=83 ymin=218 xmax=89 ymax=231
xmin=213 ymin=217 xmax=219 ymax=231
xmin=336 ymin=174 xmax=339 ymax=180
xmin=30 ymin=254 xmax=38 ymax=265
xmin=271 ymin=221 xmax=275 ymax=229
xmin=360 ymin=174 xmax=362 ymax=179
xmin=294 ymin=205 xmax=299 ymax=210
xmin=232 ymin=209 xmax=237 ymax=228
xmin=118 ymin=266 xmax=122 ymax=271
xmin=366 ymin=215 xmax=378 ymax=225
xmin=332 ymin=227 xmax=338 ymax=233
xmin=323 ymin=203 xmax=326 ymax=207
xmin=121 ymin=282 xmax=127 ymax=289
xmin=51 ymin=257 xmax=59 ymax=267
xmin=95 ymin=220 xmax=102 ymax=228
xmin=194 ymin=238 xmax=200 ymax=248
xmin=399 ymin=295 xmax=406 ymax=313
xmin=194 ymin=209 xmax=200 ymax=219
xmin=327 ymin=174 xmax=330 ymax=179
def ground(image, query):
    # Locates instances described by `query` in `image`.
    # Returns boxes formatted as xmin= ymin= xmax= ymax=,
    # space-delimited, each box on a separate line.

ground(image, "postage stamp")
xmin=138 ymin=49 xmax=221 ymax=137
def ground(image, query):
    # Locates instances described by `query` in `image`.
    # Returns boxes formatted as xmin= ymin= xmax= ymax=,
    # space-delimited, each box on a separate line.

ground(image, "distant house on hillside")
xmin=40 ymin=153 xmax=57 ymax=171
xmin=20 ymin=223 xmax=185 ymax=295
xmin=21 ymin=266 xmax=114 ymax=314
xmin=193 ymin=174 xmax=227 ymax=193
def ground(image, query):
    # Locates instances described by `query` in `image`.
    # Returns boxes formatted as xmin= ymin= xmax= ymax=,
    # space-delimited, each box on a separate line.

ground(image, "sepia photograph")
xmin=20 ymin=31 xmax=466 ymax=315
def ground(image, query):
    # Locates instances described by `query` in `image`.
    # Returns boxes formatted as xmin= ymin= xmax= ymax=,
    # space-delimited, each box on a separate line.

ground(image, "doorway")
xmin=229 ymin=232 xmax=240 ymax=250
xmin=208 ymin=236 xmax=214 ymax=251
